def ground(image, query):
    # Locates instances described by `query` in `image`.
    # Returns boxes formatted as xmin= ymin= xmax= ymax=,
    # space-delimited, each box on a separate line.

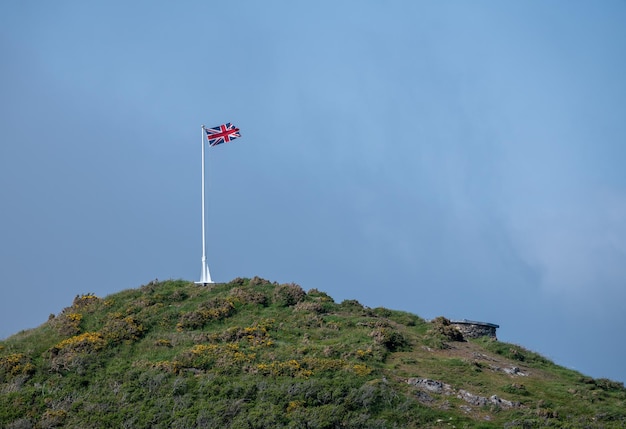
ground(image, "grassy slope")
xmin=0 ymin=278 xmax=624 ymax=429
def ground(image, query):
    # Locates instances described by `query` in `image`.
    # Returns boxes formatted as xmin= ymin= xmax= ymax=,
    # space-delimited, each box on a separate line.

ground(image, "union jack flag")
xmin=204 ymin=123 xmax=241 ymax=146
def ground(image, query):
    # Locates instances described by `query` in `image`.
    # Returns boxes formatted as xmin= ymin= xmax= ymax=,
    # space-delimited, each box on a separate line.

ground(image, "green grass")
xmin=1 ymin=277 xmax=625 ymax=428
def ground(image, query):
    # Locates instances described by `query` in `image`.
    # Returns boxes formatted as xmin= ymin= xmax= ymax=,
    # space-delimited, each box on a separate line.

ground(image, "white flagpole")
xmin=196 ymin=125 xmax=214 ymax=285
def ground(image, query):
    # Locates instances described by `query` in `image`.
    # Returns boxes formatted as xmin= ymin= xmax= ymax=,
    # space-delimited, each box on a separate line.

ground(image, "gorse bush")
xmin=218 ymin=320 xmax=275 ymax=346
xmin=49 ymin=293 xmax=102 ymax=337
xmin=272 ymin=283 xmax=306 ymax=306
xmin=101 ymin=313 xmax=145 ymax=343
xmin=48 ymin=331 xmax=106 ymax=373
xmin=71 ymin=293 xmax=100 ymax=309
xmin=293 ymin=300 xmax=325 ymax=314
xmin=369 ymin=327 xmax=410 ymax=352
xmin=55 ymin=312 xmax=83 ymax=336
xmin=229 ymin=287 xmax=269 ymax=307
xmin=176 ymin=297 xmax=236 ymax=330
xmin=581 ymin=377 xmax=626 ymax=392
xmin=181 ymin=343 xmax=257 ymax=374
xmin=249 ymin=276 xmax=273 ymax=287
xmin=0 ymin=353 xmax=35 ymax=381
xmin=339 ymin=299 xmax=365 ymax=312
xmin=50 ymin=332 xmax=107 ymax=354
xmin=428 ymin=316 xmax=464 ymax=342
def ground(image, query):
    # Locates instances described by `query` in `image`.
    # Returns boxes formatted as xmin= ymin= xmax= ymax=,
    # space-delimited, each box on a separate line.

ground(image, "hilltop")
xmin=1 ymin=278 xmax=625 ymax=428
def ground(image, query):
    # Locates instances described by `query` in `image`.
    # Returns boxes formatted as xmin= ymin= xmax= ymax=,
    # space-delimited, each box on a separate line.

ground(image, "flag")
xmin=205 ymin=123 xmax=241 ymax=146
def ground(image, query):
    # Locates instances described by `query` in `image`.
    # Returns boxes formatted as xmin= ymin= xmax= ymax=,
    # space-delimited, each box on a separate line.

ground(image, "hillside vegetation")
xmin=1 ymin=278 xmax=625 ymax=428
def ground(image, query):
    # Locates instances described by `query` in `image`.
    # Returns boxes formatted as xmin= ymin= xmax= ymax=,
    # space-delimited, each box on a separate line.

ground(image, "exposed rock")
xmin=489 ymin=395 xmax=519 ymax=408
xmin=503 ymin=366 xmax=527 ymax=376
xmin=408 ymin=378 xmax=520 ymax=410
xmin=489 ymin=364 xmax=528 ymax=377
xmin=407 ymin=378 xmax=453 ymax=394
xmin=457 ymin=389 xmax=489 ymax=406
xmin=457 ymin=390 xmax=520 ymax=409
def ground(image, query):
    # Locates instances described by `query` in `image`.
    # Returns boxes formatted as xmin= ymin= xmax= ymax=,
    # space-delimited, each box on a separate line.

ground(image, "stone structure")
xmin=450 ymin=319 xmax=499 ymax=339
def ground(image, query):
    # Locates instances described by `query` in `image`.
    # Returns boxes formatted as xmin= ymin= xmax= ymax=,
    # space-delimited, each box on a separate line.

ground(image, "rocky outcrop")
xmin=407 ymin=378 xmax=520 ymax=410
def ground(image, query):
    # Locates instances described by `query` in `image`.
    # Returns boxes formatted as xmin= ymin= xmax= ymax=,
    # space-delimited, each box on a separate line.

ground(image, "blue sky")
xmin=1 ymin=1 xmax=625 ymax=383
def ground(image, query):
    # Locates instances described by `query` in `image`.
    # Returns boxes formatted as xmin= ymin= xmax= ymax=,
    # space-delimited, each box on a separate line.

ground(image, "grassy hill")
xmin=1 ymin=277 xmax=624 ymax=428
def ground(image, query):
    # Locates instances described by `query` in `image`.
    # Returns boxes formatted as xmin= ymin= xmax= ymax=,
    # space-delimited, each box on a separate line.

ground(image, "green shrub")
xmin=428 ymin=317 xmax=464 ymax=342
xmin=229 ymin=287 xmax=269 ymax=307
xmin=0 ymin=353 xmax=35 ymax=381
xmin=181 ymin=343 xmax=256 ymax=373
xmin=229 ymin=277 xmax=249 ymax=286
xmin=71 ymin=293 xmax=101 ymax=310
xmin=293 ymin=301 xmax=325 ymax=314
xmin=255 ymin=361 xmax=306 ymax=378
xmin=273 ymin=283 xmax=306 ymax=307
xmin=369 ymin=327 xmax=410 ymax=352
xmin=372 ymin=307 xmax=392 ymax=318
xmin=48 ymin=332 xmax=106 ymax=373
xmin=339 ymin=299 xmax=365 ymax=312
xmin=249 ymin=276 xmax=273 ymax=286
xmin=39 ymin=410 xmax=67 ymax=428
xmin=101 ymin=313 xmax=145 ymax=344
xmin=170 ymin=289 xmax=189 ymax=302
xmin=218 ymin=321 xmax=275 ymax=347
xmin=176 ymin=297 xmax=236 ymax=330
xmin=307 ymin=289 xmax=335 ymax=303
xmin=589 ymin=378 xmax=626 ymax=392
xmin=50 ymin=311 xmax=83 ymax=336
xmin=49 ymin=332 xmax=106 ymax=355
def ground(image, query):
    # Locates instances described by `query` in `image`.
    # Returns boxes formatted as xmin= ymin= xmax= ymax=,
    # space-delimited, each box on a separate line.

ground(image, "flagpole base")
xmin=195 ymin=261 xmax=214 ymax=285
